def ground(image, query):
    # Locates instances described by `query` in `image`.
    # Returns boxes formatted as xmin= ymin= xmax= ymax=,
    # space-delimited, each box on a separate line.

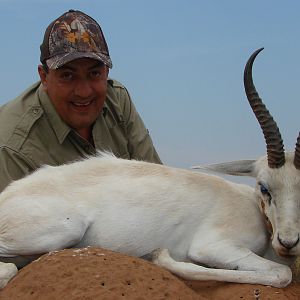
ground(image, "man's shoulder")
xmin=105 ymin=78 xmax=132 ymax=120
xmin=106 ymin=78 xmax=131 ymax=105
xmin=0 ymin=82 xmax=44 ymax=149
xmin=0 ymin=82 xmax=41 ymax=117
xmin=107 ymin=78 xmax=126 ymax=89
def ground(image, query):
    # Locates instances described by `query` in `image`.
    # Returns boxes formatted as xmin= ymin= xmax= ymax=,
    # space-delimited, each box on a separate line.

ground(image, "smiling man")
xmin=38 ymin=58 xmax=109 ymax=143
xmin=0 ymin=10 xmax=161 ymax=192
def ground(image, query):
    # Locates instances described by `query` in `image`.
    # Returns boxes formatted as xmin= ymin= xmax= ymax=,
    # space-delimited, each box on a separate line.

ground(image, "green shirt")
xmin=0 ymin=79 xmax=161 ymax=192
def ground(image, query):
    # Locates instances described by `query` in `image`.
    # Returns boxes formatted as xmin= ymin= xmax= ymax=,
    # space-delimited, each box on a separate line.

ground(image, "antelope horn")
xmin=244 ymin=48 xmax=285 ymax=168
xmin=294 ymin=133 xmax=300 ymax=169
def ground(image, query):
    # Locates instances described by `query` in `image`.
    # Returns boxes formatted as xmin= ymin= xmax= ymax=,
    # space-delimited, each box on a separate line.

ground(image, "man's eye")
xmin=90 ymin=71 xmax=101 ymax=78
xmin=60 ymin=72 xmax=73 ymax=80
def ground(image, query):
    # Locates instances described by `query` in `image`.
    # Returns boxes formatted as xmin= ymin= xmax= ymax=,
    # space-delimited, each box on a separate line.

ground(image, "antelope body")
xmin=0 ymin=48 xmax=299 ymax=289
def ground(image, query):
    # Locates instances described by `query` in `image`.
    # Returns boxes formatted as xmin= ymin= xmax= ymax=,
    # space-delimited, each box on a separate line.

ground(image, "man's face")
xmin=38 ymin=58 xmax=109 ymax=136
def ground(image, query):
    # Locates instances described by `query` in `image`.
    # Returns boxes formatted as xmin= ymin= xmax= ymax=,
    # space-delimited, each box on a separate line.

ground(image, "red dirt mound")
xmin=1 ymin=247 xmax=300 ymax=299
xmin=0 ymin=247 xmax=201 ymax=300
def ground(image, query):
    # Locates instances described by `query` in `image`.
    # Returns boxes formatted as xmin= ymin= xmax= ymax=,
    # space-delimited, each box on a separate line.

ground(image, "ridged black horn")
xmin=294 ymin=133 xmax=300 ymax=169
xmin=244 ymin=48 xmax=285 ymax=168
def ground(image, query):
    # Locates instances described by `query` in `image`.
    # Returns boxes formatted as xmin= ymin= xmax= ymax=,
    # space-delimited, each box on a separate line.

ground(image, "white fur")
xmin=0 ymin=151 xmax=298 ymax=288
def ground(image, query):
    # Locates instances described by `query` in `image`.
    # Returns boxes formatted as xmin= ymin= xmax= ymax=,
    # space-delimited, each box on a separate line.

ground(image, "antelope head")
xmin=195 ymin=48 xmax=300 ymax=258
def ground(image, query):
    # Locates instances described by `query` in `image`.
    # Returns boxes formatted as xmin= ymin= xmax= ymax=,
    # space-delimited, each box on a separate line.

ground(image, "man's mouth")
xmin=70 ymin=99 xmax=95 ymax=112
xmin=72 ymin=100 xmax=93 ymax=107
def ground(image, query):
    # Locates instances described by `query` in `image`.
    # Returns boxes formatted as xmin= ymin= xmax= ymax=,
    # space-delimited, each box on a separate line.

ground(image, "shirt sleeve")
xmin=0 ymin=147 xmax=35 ymax=192
xmin=119 ymin=87 xmax=162 ymax=164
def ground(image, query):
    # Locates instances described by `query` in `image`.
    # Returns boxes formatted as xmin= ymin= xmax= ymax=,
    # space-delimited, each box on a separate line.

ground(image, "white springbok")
xmin=0 ymin=48 xmax=299 ymax=289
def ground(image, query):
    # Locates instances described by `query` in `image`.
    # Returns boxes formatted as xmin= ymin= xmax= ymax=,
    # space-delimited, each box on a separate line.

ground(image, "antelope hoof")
xmin=151 ymin=248 xmax=170 ymax=264
xmin=0 ymin=263 xmax=18 ymax=289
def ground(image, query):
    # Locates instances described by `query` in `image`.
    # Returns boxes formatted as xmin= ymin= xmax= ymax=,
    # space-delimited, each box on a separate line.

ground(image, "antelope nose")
xmin=278 ymin=234 xmax=300 ymax=250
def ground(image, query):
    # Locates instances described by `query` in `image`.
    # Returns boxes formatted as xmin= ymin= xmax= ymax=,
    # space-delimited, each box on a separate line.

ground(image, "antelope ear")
xmin=191 ymin=160 xmax=256 ymax=177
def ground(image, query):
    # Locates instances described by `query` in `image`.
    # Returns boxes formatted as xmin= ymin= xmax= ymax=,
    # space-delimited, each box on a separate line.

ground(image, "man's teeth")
xmin=73 ymin=101 xmax=92 ymax=107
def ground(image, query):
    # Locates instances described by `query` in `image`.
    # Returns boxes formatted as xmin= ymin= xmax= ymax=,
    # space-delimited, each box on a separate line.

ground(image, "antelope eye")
xmin=259 ymin=184 xmax=272 ymax=204
xmin=260 ymin=184 xmax=269 ymax=195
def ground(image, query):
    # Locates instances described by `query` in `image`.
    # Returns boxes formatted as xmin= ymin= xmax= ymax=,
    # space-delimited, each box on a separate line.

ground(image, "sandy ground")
xmin=185 ymin=280 xmax=300 ymax=299
xmin=0 ymin=247 xmax=299 ymax=299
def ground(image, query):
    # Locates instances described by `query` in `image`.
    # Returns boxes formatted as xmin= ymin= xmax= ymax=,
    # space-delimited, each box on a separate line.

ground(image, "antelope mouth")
xmin=278 ymin=252 xmax=296 ymax=259
xmin=276 ymin=247 xmax=297 ymax=259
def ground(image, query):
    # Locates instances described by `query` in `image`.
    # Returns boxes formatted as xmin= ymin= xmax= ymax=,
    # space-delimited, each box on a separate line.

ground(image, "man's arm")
xmin=117 ymin=86 xmax=162 ymax=164
xmin=0 ymin=147 xmax=34 ymax=192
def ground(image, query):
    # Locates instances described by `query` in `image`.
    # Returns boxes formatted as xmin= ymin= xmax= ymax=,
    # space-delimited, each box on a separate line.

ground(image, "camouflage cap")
xmin=40 ymin=10 xmax=112 ymax=69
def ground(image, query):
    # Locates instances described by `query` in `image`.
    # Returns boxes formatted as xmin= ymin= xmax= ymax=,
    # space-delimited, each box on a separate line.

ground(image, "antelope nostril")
xmin=278 ymin=234 xmax=300 ymax=249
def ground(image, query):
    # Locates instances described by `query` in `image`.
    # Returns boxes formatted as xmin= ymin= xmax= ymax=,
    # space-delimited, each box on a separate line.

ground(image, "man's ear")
xmin=38 ymin=65 xmax=48 ymax=91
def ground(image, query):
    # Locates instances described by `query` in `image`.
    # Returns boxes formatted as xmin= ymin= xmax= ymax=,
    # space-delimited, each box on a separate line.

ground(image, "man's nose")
xmin=74 ymin=80 xmax=93 ymax=98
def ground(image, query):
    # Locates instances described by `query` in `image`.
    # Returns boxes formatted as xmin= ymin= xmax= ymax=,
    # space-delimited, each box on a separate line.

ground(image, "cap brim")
xmin=46 ymin=51 xmax=113 ymax=69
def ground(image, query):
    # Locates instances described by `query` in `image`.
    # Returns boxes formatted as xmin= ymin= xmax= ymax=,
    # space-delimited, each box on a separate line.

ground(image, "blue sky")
xmin=1 ymin=1 xmax=300 ymax=185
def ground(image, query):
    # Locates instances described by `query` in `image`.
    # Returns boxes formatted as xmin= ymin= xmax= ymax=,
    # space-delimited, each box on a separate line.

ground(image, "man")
xmin=0 ymin=10 xmax=161 ymax=192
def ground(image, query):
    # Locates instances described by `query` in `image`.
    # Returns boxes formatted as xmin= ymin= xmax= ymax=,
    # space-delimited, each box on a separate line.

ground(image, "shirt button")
xmin=32 ymin=108 xmax=40 ymax=114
